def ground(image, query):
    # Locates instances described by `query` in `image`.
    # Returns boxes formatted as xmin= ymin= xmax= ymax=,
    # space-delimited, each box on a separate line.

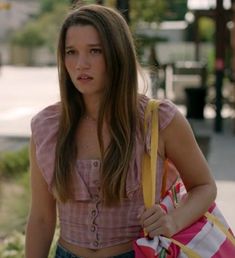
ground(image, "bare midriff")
xmin=58 ymin=237 xmax=133 ymax=258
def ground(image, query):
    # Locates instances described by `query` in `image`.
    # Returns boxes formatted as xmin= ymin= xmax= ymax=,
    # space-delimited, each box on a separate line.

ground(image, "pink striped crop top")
xmin=31 ymin=95 xmax=178 ymax=249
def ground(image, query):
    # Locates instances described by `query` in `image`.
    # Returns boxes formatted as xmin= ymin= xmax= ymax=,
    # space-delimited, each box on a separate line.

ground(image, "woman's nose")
xmin=75 ymin=54 xmax=90 ymax=70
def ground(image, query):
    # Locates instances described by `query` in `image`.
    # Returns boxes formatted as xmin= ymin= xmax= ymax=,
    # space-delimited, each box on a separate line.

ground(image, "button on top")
xmin=91 ymin=209 xmax=97 ymax=217
xmin=93 ymin=195 xmax=99 ymax=202
xmin=93 ymin=161 xmax=99 ymax=167
xmin=91 ymin=225 xmax=96 ymax=232
xmin=93 ymin=241 xmax=99 ymax=247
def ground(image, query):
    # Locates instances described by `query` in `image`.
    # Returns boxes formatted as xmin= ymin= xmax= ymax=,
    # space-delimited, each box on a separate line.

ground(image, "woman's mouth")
xmin=77 ymin=74 xmax=93 ymax=82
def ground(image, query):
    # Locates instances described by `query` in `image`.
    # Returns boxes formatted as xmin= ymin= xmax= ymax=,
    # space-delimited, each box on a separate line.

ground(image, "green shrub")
xmin=0 ymin=228 xmax=59 ymax=258
xmin=0 ymin=147 xmax=29 ymax=178
xmin=0 ymin=231 xmax=24 ymax=258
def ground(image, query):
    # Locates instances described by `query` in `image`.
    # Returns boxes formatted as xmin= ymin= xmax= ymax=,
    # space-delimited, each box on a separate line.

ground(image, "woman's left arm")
xmin=141 ymin=110 xmax=217 ymax=238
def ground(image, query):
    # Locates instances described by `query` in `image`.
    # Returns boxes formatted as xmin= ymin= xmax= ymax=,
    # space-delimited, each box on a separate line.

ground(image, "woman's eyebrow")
xmin=87 ymin=43 xmax=102 ymax=47
xmin=65 ymin=43 xmax=102 ymax=49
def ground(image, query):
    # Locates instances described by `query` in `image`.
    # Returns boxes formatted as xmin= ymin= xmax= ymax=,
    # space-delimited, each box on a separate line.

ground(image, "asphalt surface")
xmin=0 ymin=65 xmax=234 ymax=231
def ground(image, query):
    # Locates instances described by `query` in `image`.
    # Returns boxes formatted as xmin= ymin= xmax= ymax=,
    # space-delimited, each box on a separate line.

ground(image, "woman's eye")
xmin=65 ymin=49 xmax=75 ymax=55
xmin=90 ymin=48 xmax=102 ymax=54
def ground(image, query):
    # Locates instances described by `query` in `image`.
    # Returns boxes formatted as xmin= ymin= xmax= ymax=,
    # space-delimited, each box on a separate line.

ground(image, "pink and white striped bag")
xmin=133 ymin=100 xmax=235 ymax=257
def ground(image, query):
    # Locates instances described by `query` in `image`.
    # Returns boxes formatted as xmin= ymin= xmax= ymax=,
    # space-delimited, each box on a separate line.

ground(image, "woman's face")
xmin=65 ymin=24 xmax=107 ymax=98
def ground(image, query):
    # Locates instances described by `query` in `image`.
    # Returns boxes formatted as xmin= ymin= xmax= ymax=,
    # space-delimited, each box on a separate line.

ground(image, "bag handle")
xmin=142 ymin=99 xmax=202 ymax=258
xmin=142 ymin=99 xmax=159 ymax=208
xmin=205 ymin=212 xmax=235 ymax=246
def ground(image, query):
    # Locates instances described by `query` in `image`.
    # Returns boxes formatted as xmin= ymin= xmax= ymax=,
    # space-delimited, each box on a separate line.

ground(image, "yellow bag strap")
xmin=142 ymin=99 xmax=201 ymax=257
xmin=170 ymin=238 xmax=201 ymax=258
xmin=170 ymin=213 xmax=235 ymax=257
xmin=142 ymin=99 xmax=159 ymax=208
xmin=205 ymin=212 xmax=235 ymax=246
xmin=142 ymin=99 xmax=235 ymax=257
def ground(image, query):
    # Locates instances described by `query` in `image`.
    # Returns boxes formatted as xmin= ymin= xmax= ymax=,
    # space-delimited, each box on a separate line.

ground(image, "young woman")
xmin=25 ymin=4 xmax=217 ymax=258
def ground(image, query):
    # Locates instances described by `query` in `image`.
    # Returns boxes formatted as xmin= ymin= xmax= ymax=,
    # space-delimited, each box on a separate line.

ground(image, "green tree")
xmin=11 ymin=23 xmax=45 ymax=48
xmin=35 ymin=3 xmax=70 ymax=52
xmin=164 ymin=0 xmax=188 ymax=21
xmin=131 ymin=0 xmax=167 ymax=24
xmin=130 ymin=0 xmax=187 ymax=26
xmin=10 ymin=1 xmax=70 ymax=65
xmin=199 ymin=17 xmax=215 ymax=42
xmin=40 ymin=0 xmax=70 ymax=13
xmin=11 ymin=22 xmax=45 ymax=65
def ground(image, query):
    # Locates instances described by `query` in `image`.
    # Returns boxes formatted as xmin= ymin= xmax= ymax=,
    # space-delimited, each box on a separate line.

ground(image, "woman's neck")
xmin=83 ymin=95 xmax=100 ymax=120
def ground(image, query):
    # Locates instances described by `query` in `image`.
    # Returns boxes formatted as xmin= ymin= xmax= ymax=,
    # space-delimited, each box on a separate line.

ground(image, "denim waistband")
xmin=55 ymin=243 xmax=135 ymax=258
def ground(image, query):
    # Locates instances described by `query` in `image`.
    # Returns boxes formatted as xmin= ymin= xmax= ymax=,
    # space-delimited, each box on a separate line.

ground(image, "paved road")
xmin=0 ymin=65 xmax=235 ymax=231
xmin=0 ymin=66 xmax=59 ymax=136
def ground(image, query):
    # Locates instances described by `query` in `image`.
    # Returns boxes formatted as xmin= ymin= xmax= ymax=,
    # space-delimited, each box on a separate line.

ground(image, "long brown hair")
xmin=53 ymin=4 xmax=142 ymax=205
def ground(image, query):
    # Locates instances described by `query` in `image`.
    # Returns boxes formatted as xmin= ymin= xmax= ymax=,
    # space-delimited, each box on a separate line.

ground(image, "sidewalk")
xmin=190 ymin=118 xmax=235 ymax=231
xmin=0 ymin=65 xmax=235 ymax=231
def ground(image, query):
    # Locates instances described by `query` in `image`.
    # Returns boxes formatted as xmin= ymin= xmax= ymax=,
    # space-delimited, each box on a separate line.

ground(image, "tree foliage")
xmin=11 ymin=23 xmax=45 ymax=47
xmin=131 ymin=0 xmax=167 ymax=24
xmin=10 ymin=0 xmax=189 ymax=54
xmin=36 ymin=3 xmax=70 ymax=51
xmin=164 ymin=0 xmax=188 ymax=21
xmin=40 ymin=0 xmax=70 ymax=14
xmin=11 ymin=1 xmax=69 ymax=51
xmin=130 ymin=0 xmax=187 ymax=26
xmin=199 ymin=17 xmax=215 ymax=42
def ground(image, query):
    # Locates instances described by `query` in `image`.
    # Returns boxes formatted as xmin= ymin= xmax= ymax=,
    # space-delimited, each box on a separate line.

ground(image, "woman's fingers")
xmin=141 ymin=205 xmax=165 ymax=228
xmin=140 ymin=204 xmax=176 ymax=237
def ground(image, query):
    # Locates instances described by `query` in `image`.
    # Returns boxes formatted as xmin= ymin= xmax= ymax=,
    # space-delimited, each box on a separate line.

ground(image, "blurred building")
xmin=0 ymin=0 xmax=40 ymax=65
xmin=187 ymin=0 xmax=231 ymax=10
xmin=136 ymin=21 xmax=188 ymax=43
xmin=0 ymin=0 xmax=39 ymax=41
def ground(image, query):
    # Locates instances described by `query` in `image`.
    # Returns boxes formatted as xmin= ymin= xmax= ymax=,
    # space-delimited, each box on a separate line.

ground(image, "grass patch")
xmin=0 ymin=146 xmax=59 ymax=257
xmin=0 ymin=228 xmax=59 ymax=258
xmin=0 ymin=146 xmax=30 ymax=239
xmin=0 ymin=173 xmax=30 ymax=238
xmin=0 ymin=147 xmax=29 ymax=178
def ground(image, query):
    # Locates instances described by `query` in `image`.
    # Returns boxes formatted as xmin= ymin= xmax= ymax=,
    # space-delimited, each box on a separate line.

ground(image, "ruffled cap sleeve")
xmin=31 ymin=103 xmax=60 ymax=191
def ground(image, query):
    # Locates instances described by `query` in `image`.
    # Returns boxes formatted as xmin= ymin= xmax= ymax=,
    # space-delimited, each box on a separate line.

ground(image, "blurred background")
xmin=0 ymin=1 xmax=235 ymax=257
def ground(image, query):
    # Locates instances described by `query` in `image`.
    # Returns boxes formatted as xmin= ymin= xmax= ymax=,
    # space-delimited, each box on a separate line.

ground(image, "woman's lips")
xmin=77 ymin=74 xmax=93 ymax=83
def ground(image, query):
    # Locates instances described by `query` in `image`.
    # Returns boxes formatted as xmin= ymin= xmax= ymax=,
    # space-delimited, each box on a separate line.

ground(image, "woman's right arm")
xmin=25 ymin=137 xmax=57 ymax=258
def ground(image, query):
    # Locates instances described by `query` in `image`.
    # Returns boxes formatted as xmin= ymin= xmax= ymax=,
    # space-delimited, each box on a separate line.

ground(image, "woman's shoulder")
xmin=31 ymin=102 xmax=61 ymax=142
xmin=138 ymin=95 xmax=178 ymax=130
xmin=30 ymin=103 xmax=61 ymax=190
xmin=32 ymin=102 xmax=60 ymax=124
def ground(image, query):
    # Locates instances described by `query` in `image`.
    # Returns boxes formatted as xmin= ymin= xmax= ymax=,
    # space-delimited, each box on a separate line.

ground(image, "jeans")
xmin=55 ymin=243 xmax=135 ymax=258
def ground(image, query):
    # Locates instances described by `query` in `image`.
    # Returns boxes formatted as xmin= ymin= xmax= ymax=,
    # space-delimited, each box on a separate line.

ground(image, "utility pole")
xmin=231 ymin=0 xmax=235 ymax=80
xmin=116 ymin=0 xmax=130 ymax=23
xmin=214 ymin=0 xmax=226 ymax=132
xmin=70 ymin=0 xmax=104 ymax=5
xmin=231 ymin=0 xmax=235 ymax=133
xmin=194 ymin=13 xmax=200 ymax=61
xmin=96 ymin=0 xmax=104 ymax=4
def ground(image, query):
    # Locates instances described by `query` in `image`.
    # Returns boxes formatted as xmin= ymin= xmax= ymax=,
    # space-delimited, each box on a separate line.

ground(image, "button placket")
xmin=93 ymin=161 xmax=99 ymax=167
xmin=93 ymin=240 xmax=99 ymax=248
xmin=90 ymin=224 xmax=97 ymax=232
xmin=91 ymin=209 xmax=97 ymax=217
xmin=93 ymin=194 xmax=100 ymax=202
xmin=87 ymin=162 xmax=101 ymax=249
xmin=88 ymin=193 xmax=101 ymax=248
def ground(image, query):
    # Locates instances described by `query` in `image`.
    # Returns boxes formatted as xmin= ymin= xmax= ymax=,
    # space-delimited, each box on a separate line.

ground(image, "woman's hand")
xmin=139 ymin=204 xmax=178 ymax=238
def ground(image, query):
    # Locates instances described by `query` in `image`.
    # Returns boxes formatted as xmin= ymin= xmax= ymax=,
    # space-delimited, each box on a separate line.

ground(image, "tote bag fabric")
xmin=133 ymin=99 xmax=235 ymax=258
